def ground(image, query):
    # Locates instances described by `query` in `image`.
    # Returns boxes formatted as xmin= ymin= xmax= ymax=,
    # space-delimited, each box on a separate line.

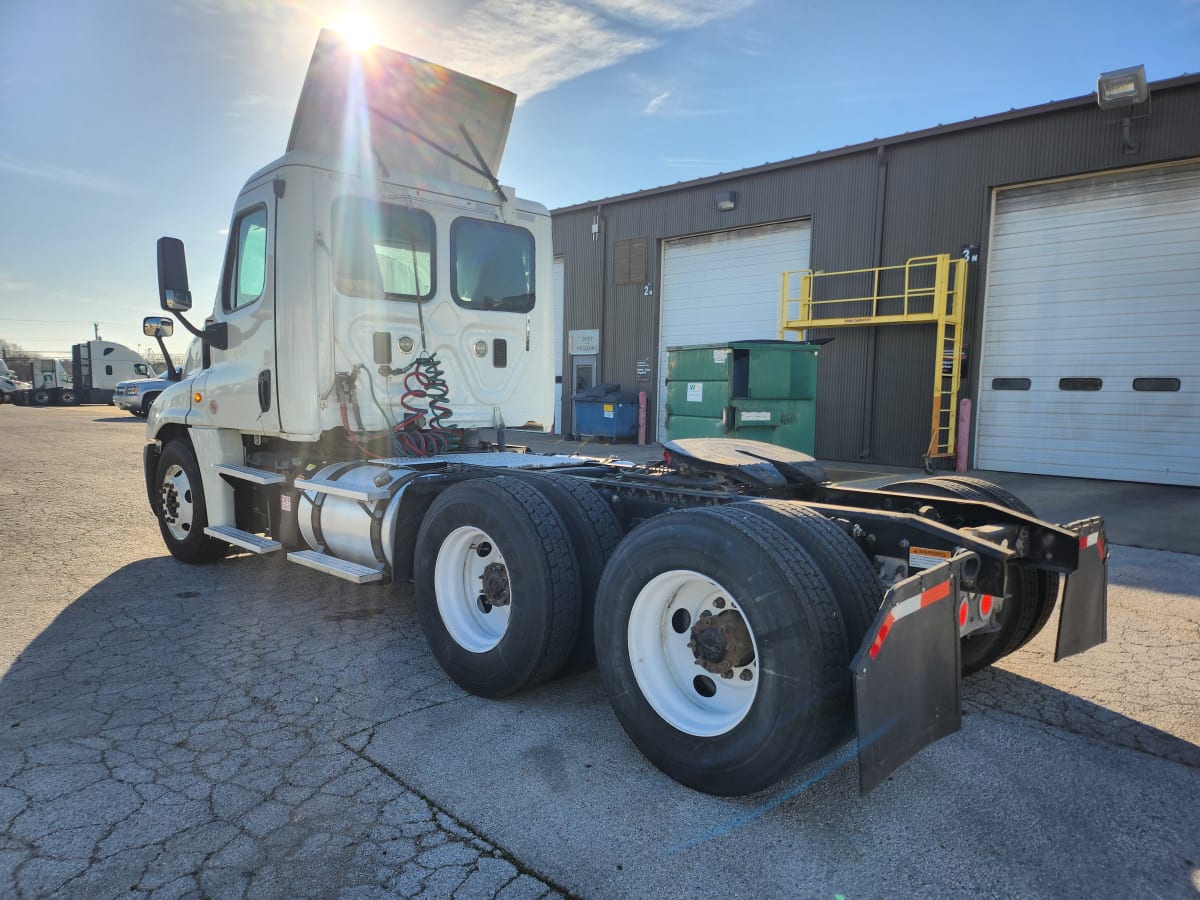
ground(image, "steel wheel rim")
xmin=160 ymin=463 xmax=195 ymax=541
xmin=434 ymin=525 xmax=510 ymax=653
xmin=627 ymin=569 xmax=760 ymax=737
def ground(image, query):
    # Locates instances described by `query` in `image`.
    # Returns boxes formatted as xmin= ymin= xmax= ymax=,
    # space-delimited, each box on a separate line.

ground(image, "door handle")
xmin=258 ymin=370 xmax=271 ymax=412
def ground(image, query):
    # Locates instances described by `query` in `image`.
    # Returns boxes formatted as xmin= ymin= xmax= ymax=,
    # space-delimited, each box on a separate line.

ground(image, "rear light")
xmin=958 ymin=599 xmax=968 ymax=628
xmin=979 ymin=594 xmax=994 ymax=618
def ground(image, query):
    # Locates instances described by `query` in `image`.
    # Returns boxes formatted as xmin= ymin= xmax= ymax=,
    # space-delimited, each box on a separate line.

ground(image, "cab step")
xmin=294 ymin=478 xmax=389 ymax=502
xmin=204 ymin=525 xmax=282 ymax=554
xmin=286 ymin=550 xmax=385 ymax=583
xmin=215 ymin=463 xmax=287 ymax=485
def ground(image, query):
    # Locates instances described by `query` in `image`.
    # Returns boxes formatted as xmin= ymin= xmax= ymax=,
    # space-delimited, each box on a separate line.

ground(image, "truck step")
xmin=215 ymin=463 xmax=287 ymax=485
xmin=294 ymin=478 xmax=389 ymax=502
xmin=286 ymin=550 xmax=385 ymax=583
xmin=204 ymin=525 xmax=282 ymax=554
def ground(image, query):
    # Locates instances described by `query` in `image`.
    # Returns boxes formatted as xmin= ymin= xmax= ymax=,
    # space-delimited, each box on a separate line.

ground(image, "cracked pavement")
xmin=2 ymin=405 xmax=1198 ymax=898
xmin=1 ymin=408 xmax=561 ymax=899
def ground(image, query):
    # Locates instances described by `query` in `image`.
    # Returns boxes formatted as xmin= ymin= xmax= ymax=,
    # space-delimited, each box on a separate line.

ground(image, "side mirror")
xmin=157 ymin=237 xmax=193 ymax=311
xmin=143 ymin=316 xmax=174 ymax=338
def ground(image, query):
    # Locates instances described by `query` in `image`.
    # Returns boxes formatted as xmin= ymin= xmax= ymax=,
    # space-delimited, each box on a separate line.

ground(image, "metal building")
xmin=550 ymin=72 xmax=1200 ymax=486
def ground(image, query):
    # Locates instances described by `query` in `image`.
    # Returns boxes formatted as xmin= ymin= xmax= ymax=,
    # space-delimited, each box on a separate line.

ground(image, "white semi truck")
xmin=143 ymin=30 xmax=1109 ymax=796
xmin=8 ymin=340 xmax=155 ymax=405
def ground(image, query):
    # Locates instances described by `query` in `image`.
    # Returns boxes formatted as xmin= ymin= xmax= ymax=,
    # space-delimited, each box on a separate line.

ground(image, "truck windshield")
xmin=451 ymin=218 xmax=535 ymax=313
xmin=333 ymin=197 xmax=435 ymax=301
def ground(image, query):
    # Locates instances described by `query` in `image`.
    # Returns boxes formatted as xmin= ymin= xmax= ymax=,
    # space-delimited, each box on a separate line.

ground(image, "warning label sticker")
xmin=713 ymin=349 xmax=729 ymax=365
xmin=909 ymin=546 xmax=952 ymax=569
xmin=740 ymin=411 xmax=771 ymax=422
xmin=687 ymin=383 xmax=703 ymax=402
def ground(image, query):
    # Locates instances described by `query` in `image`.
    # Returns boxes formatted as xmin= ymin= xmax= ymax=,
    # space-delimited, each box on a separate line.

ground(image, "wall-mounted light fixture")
xmin=716 ymin=190 xmax=737 ymax=212
xmin=1096 ymin=65 xmax=1150 ymax=156
xmin=1097 ymin=65 xmax=1148 ymax=109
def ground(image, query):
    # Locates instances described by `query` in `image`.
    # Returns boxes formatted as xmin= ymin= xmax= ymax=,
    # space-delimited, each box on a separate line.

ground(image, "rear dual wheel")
xmin=594 ymin=505 xmax=854 ymax=796
xmin=885 ymin=476 xmax=1057 ymax=674
xmin=414 ymin=476 xmax=583 ymax=698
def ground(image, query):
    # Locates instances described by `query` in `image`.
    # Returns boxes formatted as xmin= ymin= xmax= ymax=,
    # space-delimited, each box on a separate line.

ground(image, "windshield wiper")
xmin=366 ymin=106 xmax=508 ymax=202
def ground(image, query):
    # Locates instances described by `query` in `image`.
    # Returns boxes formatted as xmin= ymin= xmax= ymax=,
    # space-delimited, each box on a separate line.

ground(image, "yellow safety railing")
xmin=779 ymin=254 xmax=968 ymax=461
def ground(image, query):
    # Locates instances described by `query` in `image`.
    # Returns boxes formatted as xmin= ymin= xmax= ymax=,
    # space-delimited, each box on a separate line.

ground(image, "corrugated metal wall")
xmin=552 ymin=78 xmax=1200 ymax=465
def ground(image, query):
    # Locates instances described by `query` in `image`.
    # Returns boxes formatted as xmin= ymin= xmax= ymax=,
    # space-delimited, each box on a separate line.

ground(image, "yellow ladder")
xmin=779 ymin=253 xmax=968 ymax=462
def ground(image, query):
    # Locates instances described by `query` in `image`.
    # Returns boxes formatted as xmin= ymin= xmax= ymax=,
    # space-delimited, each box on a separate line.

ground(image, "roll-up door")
xmin=977 ymin=162 xmax=1200 ymax=486
xmin=658 ymin=221 xmax=811 ymax=440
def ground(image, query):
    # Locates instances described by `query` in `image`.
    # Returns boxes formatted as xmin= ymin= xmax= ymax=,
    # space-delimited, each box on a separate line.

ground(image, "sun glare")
xmin=331 ymin=11 xmax=377 ymax=52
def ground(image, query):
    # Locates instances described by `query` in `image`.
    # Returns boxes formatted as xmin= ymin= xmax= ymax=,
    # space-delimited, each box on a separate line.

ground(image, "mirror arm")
xmin=154 ymin=334 xmax=180 ymax=382
xmin=171 ymin=311 xmax=229 ymax=352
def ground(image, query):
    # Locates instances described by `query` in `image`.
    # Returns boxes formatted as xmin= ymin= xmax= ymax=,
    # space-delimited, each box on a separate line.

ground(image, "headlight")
xmin=128 ymin=386 xmax=139 ymax=395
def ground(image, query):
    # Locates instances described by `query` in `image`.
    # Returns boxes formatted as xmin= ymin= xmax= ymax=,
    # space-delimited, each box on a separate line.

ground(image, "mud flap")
xmin=1055 ymin=517 xmax=1108 ymax=661
xmin=851 ymin=554 xmax=974 ymax=795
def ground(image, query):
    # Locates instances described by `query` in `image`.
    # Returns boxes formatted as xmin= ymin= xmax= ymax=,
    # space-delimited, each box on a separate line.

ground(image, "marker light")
xmin=193 ymin=392 xmax=203 ymax=403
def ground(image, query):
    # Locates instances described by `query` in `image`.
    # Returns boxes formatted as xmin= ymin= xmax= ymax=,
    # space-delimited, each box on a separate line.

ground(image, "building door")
xmin=976 ymin=161 xmax=1200 ymax=486
xmin=657 ymin=220 xmax=811 ymax=441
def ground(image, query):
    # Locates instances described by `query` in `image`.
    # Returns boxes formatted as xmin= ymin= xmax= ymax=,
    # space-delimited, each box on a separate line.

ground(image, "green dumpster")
xmin=665 ymin=340 xmax=819 ymax=453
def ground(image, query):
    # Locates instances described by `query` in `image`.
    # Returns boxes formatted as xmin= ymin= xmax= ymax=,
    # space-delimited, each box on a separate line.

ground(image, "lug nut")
xmin=721 ymin=671 xmax=734 ymax=679
xmin=713 ymin=597 xmax=726 ymax=609
xmin=739 ymin=670 xmax=753 ymax=681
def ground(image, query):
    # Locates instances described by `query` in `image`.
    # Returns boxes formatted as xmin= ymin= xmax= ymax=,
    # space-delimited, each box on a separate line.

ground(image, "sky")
xmin=0 ymin=0 xmax=1196 ymax=360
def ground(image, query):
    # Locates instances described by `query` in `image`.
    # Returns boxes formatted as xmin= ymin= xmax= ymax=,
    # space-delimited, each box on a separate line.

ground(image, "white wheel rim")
xmin=434 ymin=525 xmax=511 ymax=653
xmin=160 ymin=463 xmax=195 ymax=541
xmin=627 ymin=570 xmax=759 ymax=737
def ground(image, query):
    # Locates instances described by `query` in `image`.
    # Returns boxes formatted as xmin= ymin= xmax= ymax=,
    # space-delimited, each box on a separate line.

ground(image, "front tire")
xmin=594 ymin=505 xmax=849 ymax=796
xmin=155 ymin=439 xmax=228 ymax=564
xmin=414 ymin=476 xmax=582 ymax=698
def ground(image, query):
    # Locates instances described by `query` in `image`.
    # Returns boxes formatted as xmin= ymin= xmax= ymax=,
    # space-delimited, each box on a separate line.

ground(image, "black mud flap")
xmin=1055 ymin=517 xmax=1109 ymax=661
xmin=851 ymin=554 xmax=974 ymax=795
xmin=143 ymin=443 xmax=162 ymax=515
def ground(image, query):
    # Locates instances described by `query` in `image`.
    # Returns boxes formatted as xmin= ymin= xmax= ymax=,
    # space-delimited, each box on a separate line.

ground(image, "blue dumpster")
xmin=574 ymin=385 xmax=639 ymax=442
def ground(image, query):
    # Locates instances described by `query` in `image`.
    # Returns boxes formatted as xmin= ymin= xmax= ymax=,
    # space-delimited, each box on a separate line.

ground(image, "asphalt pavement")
xmin=1 ymin=406 xmax=1198 ymax=898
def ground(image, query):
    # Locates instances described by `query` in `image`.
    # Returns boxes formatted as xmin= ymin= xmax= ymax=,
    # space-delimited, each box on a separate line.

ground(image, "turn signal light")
xmin=193 ymin=392 xmax=203 ymax=403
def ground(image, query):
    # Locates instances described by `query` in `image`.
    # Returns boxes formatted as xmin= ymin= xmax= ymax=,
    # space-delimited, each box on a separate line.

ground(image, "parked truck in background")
xmin=8 ymin=340 xmax=156 ymax=406
xmin=0 ymin=357 xmax=31 ymax=403
xmin=142 ymin=29 xmax=1109 ymax=796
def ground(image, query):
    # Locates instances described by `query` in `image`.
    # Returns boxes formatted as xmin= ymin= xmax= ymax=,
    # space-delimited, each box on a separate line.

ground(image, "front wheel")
xmin=155 ymin=439 xmax=228 ymax=564
xmin=31 ymin=390 xmax=51 ymax=406
xmin=594 ymin=505 xmax=849 ymax=796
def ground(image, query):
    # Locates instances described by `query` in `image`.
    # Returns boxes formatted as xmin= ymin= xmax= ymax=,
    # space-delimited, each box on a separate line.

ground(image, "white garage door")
xmin=658 ymin=221 xmax=811 ymax=440
xmin=553 ymin=257 xmax=564 ymax=433
xmin=977 ymin=162 xmax=1200 ymax=486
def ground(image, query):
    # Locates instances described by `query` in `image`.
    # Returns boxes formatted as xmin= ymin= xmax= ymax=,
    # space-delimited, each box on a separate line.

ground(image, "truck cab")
xmin=151 ymin=29 xmax=553 ymax=446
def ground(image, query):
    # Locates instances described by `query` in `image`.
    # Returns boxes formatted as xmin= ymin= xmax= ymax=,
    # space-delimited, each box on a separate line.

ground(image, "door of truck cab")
xmin=205 ymin=182 xmax=280 ymax=433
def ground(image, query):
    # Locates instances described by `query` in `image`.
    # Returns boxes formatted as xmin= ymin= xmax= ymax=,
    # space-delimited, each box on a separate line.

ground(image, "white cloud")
xmin=0 ymin=274 xmax=33 ymax=293
xmin=644 ymin=90 xmax=672 ymax=114
xmin=588 ymin=0 xmax=754 ymax=29
xmin=0 ymin=156 xmax=121 ymax=193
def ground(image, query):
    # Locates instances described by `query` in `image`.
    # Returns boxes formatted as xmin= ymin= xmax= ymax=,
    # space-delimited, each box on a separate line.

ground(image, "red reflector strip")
xmin=921 ymin=580 xmax=951 ymax=606
xmin=1080 ymin=532 xmax=1100 ymax=549
xmin=1097 ymin=535 xmax=1105 ymax=558
xmin=868 ymin=612 xmax=896 ymax=659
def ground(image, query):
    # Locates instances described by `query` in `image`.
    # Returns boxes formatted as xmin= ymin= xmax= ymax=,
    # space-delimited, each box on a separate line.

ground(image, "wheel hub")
xmin=688 ymin=609 xmax=754 ymax=677
xmin=161 ymin=485 xmax=180 ymax=523
xmin=480 ymin=561 xmax=510 ymax=607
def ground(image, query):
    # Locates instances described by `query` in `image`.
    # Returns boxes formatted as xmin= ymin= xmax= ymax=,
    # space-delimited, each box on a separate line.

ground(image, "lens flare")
xmin=331 ymin=11 xmax=377 ymax=52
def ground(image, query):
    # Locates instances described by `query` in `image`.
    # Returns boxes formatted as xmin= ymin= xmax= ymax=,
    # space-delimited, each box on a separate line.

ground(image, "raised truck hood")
xmin=287 ymin=28 xmax=515 ymax=190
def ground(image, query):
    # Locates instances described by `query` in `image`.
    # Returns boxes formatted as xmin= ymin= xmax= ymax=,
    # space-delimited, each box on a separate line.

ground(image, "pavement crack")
xmin=335 ymin=736 xmax=578 ymax=899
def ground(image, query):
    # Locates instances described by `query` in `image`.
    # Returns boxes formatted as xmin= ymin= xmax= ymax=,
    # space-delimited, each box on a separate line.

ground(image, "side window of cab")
xmin=223 ymin=205 xmax=268 ymax=312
